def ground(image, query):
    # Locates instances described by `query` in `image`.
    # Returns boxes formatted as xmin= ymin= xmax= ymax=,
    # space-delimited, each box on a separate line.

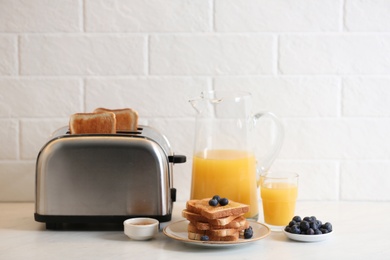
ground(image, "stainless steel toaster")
xmin=34 ymin=125 xmax=186 ymax=229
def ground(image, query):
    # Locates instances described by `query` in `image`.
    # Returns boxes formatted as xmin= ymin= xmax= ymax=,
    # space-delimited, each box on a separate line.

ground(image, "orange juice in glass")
xmin=260 ymin=172 xmax=298 ymax=230
xmin=190 ymin=149 xmax=258 ymax=219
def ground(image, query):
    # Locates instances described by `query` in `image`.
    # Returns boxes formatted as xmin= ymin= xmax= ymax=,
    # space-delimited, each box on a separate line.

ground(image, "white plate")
xmin=163 ymin=220 xmax=270 ymax=247
xmin=283 ymin=229 xmax=333 ymax=242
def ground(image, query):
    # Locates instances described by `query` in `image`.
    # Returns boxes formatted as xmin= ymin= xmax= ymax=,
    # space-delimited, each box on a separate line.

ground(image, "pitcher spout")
xmin=188 ymin=97 xmax=202 ymax=114
xmin=189 ymin=90 xmax=226 ymax=115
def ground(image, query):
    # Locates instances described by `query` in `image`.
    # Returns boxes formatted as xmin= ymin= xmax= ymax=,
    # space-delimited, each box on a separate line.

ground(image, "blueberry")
xmin=316 ymin=220 xmax=322 ymax=227
xmin=200 ymin=235 xmax=209 ymax=241
xmin=306 ymin=228 xmax=315 ymax=235
xmin=285 ymin=226 xmax=292 ymax=233
xmin=288 ymin=220 xmax=297 ymax=227
xmin=292 ymin=216 xmax=302 ymax=222
xmin=303 ymin=216 xmax=311 ymax=222
xmin=323 ymin=222 xmax=332 ymax=232
xmin=212 ymin=195 xmax=221 ymax=202
xmin=314 ymin=229 xmax=322 ymax=235
xmin=244 ymin=227 xmax=253 ymax=239
xmin=289 ymin=225 xmax=301 ymax=234
xmin=320 ymin=228 xmax=329 ymax=234
xmin=310 ymin=221 xmax=318 ymax=230
xmin=310 ymin=216 xmax=317 ymax=221
xmin=219 ymin=198 xmax=229 ymax=206
xmin=208 ymin=198 xmax=218 ymax=206
xmin=300 ymin=221 xmax=310 ymax=232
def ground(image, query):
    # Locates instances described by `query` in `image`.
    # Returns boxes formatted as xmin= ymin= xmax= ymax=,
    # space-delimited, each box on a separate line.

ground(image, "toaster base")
xmin=34 ymin=213 xmax=172 ymax=230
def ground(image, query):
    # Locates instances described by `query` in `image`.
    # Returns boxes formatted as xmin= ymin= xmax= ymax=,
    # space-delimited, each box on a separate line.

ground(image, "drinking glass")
xmin=259 ymin=172 xmax=299 ymax=231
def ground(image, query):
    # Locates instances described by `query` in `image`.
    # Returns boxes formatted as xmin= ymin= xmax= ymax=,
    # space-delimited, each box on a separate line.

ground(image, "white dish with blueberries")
xmin=283 ymin=216 xmax=333 ymax=242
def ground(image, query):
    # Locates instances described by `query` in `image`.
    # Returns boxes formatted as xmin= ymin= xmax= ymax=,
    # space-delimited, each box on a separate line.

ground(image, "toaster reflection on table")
xmin=35 ymin=125 xmax=186 ymax=229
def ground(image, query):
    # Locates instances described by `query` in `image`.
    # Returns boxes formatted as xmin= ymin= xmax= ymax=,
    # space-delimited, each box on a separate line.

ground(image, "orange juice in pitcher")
xmin=189 ymin=90 xmax=284 ymax=220
xmin=190 ymin=149 xmax=258 ymax=218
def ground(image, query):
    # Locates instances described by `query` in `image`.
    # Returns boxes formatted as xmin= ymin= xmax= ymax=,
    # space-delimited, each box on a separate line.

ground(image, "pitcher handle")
xmin=253 ymin=112 xmax=284 ymax=174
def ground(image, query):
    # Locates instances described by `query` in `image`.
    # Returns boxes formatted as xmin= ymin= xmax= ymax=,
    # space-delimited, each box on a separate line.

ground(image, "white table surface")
xmin=1 ymin=201 xmax=389 ymax=260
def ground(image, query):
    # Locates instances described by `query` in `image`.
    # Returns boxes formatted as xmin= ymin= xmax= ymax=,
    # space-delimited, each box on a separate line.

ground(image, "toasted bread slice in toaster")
xmin=93 ymin=107 xmax=138 ymax=132
xmin=69 ymin=112 xmax=116 ymax=134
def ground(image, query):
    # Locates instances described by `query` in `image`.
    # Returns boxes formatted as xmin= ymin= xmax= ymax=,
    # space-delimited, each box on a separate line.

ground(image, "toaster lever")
xmin=171 ymin=188 xmax=177 ymax=202
xmin=168 ymin=155 xmax=186 ymax=164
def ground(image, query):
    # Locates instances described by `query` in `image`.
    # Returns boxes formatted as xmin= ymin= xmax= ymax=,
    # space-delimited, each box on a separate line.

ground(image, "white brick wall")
xmin=1 ymin=0 xmax=389 ymax=202
xmin=279 ymin=35 xmax=390 ymax=74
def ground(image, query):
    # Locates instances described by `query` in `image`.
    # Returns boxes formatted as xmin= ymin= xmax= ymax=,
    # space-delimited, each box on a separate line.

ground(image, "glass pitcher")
xmin=189 ymin=90 xmax=284 ymax=219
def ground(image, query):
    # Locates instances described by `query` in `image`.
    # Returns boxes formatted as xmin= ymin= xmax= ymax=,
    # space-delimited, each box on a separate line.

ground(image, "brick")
xmin=21 ymin=119 xmax=68 ymax=160
xmin=216 ymin=0 xmax=341 ymax=32
xmin=345 ymin=0 xmax=390 ymax=32
xmin=215 ymin=77 xmax=341 ymax=117
xmin=279 ymin=35 xmax=390 ymax=74
xmin=0 ymin=36 xmax=17 ymax=75
xmin=20 ymin=35 xmax=146 ymax=75
xmin=280 ymin=119 xmax=390 ymax=160
xmin=0 ymin=162 xmax=35 ymax=201
xmin=343 ymin=77 xmax=390 ymax=116
xmin=0 ymin=120 xmax=18 ymax=160
xmin=85 ymin=0 xmax=211 ymax=32
xmin=0 ymin=79 xmax=83 ymax=117
xmin=0 ymin=0 xmax=80 ymax=32
xmin=85 ymin=77 xmax=211 ymax=116
xmin=341 ymin=161 xmax=390 ymax=200
xmin=150 ymin=35 xmax=275 ymax=75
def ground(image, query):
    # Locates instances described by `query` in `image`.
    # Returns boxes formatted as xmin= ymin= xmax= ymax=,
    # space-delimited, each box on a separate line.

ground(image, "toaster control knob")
xmin=168 ymin=155 xmax=186 ymax=164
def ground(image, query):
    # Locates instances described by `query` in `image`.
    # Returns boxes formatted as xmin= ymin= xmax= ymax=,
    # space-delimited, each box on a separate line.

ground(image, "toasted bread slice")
xmin=182 ymin=209 xmax=243 ymax=226
xmin=188 ymin=231 xmax=239 ymax=242
xmin=188 ymin=223 xmax=239 ymax=237
xmin=195 ymin=216 xmax=249 ymax=231
xmin=186 ymin=199 xmax=249 ymax=219
xmin=69 ymin=112 xmax=116 ymax=134
xmin=182 ymin=210 xmax=209 ymax=223
xmin=94 ymin=107 xmax=138 ymax=131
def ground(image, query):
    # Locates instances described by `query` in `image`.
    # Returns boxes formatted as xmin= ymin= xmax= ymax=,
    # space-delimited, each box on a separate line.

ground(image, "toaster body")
xmin=35 ymin=126 xmax=185 ymax=229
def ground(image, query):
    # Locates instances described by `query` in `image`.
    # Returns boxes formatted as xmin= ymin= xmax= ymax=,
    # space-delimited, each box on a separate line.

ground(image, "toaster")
xmin=34 ymin=125 xmax=186 ymax=229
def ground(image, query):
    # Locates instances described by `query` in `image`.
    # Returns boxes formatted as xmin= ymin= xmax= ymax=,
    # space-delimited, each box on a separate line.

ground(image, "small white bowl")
xmin=283 ymin=229 xmax=333 ymax=242
xmin=123 ymin=218 xmax=159 ymax=240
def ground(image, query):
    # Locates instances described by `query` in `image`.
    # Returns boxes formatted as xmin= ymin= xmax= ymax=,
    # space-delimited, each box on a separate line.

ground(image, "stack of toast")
xmin=182 ymin=198 xmax=251 ymax=242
